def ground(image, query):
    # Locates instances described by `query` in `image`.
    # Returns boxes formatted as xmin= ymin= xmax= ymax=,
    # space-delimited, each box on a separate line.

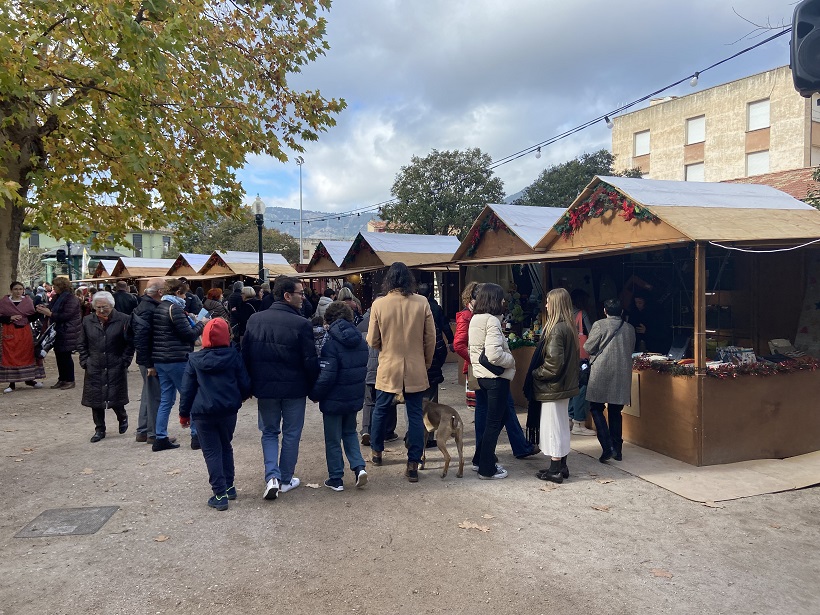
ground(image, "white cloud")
xmin=238 ymin=0 xmax=794 ymax=212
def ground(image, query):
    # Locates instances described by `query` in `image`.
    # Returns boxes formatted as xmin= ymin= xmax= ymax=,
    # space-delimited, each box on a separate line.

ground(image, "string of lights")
xmin=269 ymin=27 xmax=792 ymax=224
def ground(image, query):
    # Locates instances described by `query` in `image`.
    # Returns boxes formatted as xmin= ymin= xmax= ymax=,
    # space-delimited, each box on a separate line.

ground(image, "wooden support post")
xmin=693 ymin=242 xmax=707 ymax=373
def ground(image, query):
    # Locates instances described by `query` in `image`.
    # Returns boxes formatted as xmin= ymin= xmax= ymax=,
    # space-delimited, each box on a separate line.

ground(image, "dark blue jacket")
xmin=242 ymin=302 xmax=319 ymax=399
xmin=151 ymin=299 xmax=205 ymax=364
xmin=309 ymin=319 xmax=368 ymax=415
xmin=131 ymin=294 xmax=160 ymax=367
xmin=179 ymin=346 xmax=251 ymax=418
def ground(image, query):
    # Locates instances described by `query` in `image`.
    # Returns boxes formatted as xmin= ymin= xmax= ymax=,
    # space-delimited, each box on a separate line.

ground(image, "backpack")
xmin=34 ymin=323 xmax=57 ymax=358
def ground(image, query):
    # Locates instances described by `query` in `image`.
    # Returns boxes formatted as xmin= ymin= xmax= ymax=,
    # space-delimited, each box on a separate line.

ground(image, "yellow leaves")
xmin=650 ymin=569 xmax=674 ymax=579
xmin=458 ymin=521 xmax=490 ymax=533
xmin=154 ymin=534 xmax=170 ymax=542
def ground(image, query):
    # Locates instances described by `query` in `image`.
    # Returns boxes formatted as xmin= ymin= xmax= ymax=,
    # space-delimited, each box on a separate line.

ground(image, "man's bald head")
xmin=145 ymin=277 xmax=166 ymax=296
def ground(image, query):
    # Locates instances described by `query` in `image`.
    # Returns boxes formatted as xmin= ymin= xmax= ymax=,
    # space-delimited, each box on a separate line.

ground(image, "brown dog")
xmin=420 ymin=399 xmax=464 ymax=478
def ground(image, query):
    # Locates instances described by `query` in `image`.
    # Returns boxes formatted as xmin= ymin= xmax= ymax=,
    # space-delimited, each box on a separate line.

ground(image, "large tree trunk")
xmin=0 ymin=172 xmax=27 ymax=294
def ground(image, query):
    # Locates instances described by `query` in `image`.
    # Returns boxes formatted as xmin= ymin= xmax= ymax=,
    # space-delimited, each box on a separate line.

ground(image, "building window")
xmin=133 ymin=233 xmax=143 ymax=257
xmin=812 ymin=146 xmax=820 ymax=167
xmin=747 ymin=99 xmax=770 ymax=131
xmin=685 ymin=115 xmax=706 ymax=145
xmin=29 ymin=231 xmax=39 ymax=248
xmin=634 ymin=130 xmax=651 ymax=156
xmin=685 ymin=163 xmax=705 ymax=182
xmin=162 ymin=236 xmax=171 ymax=254
xmin=746 ymin=150 xmax=770 ymax=176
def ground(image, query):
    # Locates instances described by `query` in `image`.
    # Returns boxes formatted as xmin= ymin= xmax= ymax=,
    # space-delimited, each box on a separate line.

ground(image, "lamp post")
xmin=295 ymin=156 xmax=304 ymax=264
xmin=251 ymin=194 xmax=266 ymax=282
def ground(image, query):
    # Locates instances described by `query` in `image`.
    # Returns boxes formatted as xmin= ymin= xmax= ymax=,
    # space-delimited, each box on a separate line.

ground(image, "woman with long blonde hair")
xmin=524 ymin=288 xmax=580 ymax=483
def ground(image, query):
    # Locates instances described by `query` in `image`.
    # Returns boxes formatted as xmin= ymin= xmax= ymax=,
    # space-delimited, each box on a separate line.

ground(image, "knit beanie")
xmin=202 ymin=318 xmax=230 ymax=348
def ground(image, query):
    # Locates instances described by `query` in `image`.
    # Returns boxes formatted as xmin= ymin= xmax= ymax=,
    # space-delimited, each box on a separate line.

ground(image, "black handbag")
xmin=479 ymin=348 xmax=506 ymax=376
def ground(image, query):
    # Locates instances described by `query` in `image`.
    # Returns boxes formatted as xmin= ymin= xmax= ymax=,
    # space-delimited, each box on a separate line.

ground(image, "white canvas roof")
xmin=217 ymin=250 xmax=290 ymax=265
xmin=320 ymin=240 xmax=353 ymax=266
xmin=96 ymin=259 xmax=119 ymax=275
xmin=600 ymin=176 xmax=815 ymax=210
xmin=178 ymin=253 xmax=211 ymax=273
xmin=118 ymin=257 xmax=176 ymax=269
xmin=360 ymin=232 xmax=460 ymax=254
xmin=488 ymin=203 xmax=566 ymax=248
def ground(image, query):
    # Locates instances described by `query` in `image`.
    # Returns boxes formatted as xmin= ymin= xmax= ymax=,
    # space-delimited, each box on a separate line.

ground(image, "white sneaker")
xmin=3 ymin=386 xmax=13 ymax=394
xmin=279 ymin=477 xmax=300 ymax=493
xmin=30 ymin=382 xmax=43 ymax=389
xmin=478 ymin=466 xmax=509 ymax=480
xmin=263 ymin=477 xmax=279 ymax=500
xmin=355 ymin=469 xmax=368 ymax=488
xmin=572 ymin=421 xmax=597 ymax=436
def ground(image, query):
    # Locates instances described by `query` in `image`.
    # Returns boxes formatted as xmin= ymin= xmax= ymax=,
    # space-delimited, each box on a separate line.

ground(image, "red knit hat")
xmin=202 ymin=318 xmax=230 ymax=348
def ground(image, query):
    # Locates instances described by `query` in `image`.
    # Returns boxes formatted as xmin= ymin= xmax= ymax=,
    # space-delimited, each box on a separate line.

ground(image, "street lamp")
xmin=251 ymin=194 xmax=266 ymax=282
xmin=295 ymin=156 xmax=304 ymax=264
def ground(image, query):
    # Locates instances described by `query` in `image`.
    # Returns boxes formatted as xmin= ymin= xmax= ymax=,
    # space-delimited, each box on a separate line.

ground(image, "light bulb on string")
xmin=690 ymin=72 xmax=699 ymax=87
xmin=604 ymin=116 xmax=613 ymax=129
xmin=535 ymin=146 xmax=541 ymax=159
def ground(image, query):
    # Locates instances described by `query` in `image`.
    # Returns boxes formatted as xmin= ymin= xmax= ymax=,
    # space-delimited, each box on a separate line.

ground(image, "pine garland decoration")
xmin=553 ymin=183 xmax=659 ymax=239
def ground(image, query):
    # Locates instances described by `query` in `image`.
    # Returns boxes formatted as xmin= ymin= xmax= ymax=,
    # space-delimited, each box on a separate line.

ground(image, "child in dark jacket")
xmin=180 ymin=318 xmax=251 ymax=511
xmin=309 ymin=302 xmax=369 ymax=492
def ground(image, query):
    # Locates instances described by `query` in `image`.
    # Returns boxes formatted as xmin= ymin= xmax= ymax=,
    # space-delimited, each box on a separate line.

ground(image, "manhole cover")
xmin=15 ymin=506 xmax=119 ymax=538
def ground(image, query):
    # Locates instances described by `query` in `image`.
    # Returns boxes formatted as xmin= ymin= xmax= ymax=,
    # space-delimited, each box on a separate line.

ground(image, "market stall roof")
xmin=534 ymin=175 xmax=820 ymax=255
xmin=304 ymin=240 xmax=353 ymax=272
xmin=166 ymin=253 xmax=211 ymax=276
xmin=340 ymin=232 xmax=461 ymax=269
xmin=452 ymin=203 xmax=566 ymax=262
xmin=199 ymin=250 xmax=298 ymax=277
xmin=92 ymin=259 xmax=120 ymax=278
xmin=111 ymin=257 xmax=177 ymax=279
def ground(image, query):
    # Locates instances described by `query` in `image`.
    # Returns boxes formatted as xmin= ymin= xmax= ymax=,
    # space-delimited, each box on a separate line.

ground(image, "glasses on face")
xmin=94 ymin=305 xmax=112 ymax=312
xmin=289 ymin=290 xmax=305 ymax=296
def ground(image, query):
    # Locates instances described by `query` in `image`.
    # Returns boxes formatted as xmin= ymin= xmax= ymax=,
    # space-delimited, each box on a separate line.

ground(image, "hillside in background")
xmin=264 ymin=206 xmax=376 ymax=240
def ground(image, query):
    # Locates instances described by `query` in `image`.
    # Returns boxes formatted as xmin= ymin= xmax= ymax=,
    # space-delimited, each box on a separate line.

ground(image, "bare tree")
xmin=16 ymin=247 xmax=46 ymax=288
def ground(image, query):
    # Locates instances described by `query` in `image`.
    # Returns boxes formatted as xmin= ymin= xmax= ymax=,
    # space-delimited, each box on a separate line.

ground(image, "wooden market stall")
xmin=199 ymin=250 xmax=299 ymax=283
xmin=110 ymin=257 xmax=176 ymax=292
xmin=528 ymin=175 xmax=820 ymax=466
xmin=338 ymin=231 xmax=461 ymax=310
xmin=166 ymin=253 xmax=212 ymax=277
xmin=304 ymin=240 xmax=354 ymax=273
xmin=451 ymin=204 xmax=568 ymax=402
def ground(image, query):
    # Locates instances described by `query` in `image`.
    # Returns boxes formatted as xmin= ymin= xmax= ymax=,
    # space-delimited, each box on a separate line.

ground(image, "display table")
xmin=624 ymin=369 xmax=820 ymax=466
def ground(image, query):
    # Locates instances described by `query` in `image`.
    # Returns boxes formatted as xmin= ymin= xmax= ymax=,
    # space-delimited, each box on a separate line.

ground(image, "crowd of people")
xmin=0 ymin=264 xmax=637 ymax=510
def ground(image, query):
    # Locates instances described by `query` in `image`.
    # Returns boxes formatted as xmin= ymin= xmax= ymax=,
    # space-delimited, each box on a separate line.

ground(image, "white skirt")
xmin=539 ymin=399 xmax=571 ymax=458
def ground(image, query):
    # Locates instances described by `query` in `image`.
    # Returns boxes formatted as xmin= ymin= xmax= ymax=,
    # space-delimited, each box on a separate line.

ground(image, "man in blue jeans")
xmin=367 ymin=263 xmax=435 ymax=483
xmin=242 ymin=276 xmax=318 ymax=500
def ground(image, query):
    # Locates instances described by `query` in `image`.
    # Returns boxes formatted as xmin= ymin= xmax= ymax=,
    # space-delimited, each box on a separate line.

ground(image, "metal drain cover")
xmin=15 ymin=506 xmax=119 ymax=538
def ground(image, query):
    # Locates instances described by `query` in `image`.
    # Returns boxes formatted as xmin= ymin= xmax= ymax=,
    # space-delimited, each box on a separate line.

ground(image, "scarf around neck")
xmin=0 ymin=294 xmax=36 ymax=326
xmin=162 ymin=294 xmax=186 ymax=309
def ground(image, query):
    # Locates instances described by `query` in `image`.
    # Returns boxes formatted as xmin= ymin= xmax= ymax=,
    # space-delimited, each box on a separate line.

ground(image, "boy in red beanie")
xmin=180 ymin=318 xmax=251 ymax=511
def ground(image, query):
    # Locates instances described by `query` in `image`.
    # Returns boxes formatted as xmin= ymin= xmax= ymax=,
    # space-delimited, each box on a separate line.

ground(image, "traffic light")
xmin=792 ymin=0 xmax=820 ymax=97
xmin=55 ymin=249 xmax=66 ymax=263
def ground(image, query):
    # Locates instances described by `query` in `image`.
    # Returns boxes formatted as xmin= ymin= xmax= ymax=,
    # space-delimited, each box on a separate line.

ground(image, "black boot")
xmin=538 ymin=459 xmax=563 ymax=483
xmin=152 ymin=437 xmax=180 ymax=452
xmin=612 ymin=446 xmax=623 ymax=462
xmin=560 ymin=456 xmax=569 ymax=479
xmin=90 ymin=430 xmax=105 ymax=443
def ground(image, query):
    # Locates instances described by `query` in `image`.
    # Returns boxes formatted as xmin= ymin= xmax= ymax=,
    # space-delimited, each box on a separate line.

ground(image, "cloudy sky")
xmin=239 ymin=0 xmax=795 ymax=219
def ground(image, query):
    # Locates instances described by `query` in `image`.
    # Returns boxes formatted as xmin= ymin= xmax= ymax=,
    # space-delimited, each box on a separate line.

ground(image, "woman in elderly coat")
xmin=78 ymin=291 xmax=135 ymax=443
xmin=366 ymin=262 xmax=436 ymax=482
xmin=584 ymin=298 xmax=636 ymax=463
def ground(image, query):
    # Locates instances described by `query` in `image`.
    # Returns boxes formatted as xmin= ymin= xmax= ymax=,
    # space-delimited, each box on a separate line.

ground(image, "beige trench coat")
xmin=366 ymin=291 xmax=436 ymax=394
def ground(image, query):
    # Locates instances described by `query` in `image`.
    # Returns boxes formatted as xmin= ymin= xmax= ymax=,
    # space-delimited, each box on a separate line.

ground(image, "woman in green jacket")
xmin=529 ymin=287 xmax=579 ymax=483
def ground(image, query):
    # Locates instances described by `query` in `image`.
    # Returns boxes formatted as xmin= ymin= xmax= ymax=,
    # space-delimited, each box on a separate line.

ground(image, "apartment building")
xmin=611 ymin=66 xmax=820 ymax=182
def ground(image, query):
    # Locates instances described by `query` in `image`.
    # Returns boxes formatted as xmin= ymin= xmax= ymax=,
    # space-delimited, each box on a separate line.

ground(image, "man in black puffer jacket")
xmin=242 ymin=276 xmax=318 ymax=500
xmin=151 ymin=279 xmax=206 ymax=452
xmin=131 ymin=278 xmax=164 ymax=444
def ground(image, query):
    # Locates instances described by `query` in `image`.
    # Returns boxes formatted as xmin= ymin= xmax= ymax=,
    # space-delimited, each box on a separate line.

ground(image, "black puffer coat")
xmin=131 ymin=294 xmax=160 ymax=367
xmin=50 ymin=291 xmax=82 ymax=353
xmin=530 ymin=321 xmax=580 ymax=401
xmin=78 ymin=311 xmax=134 ymax=408
xmin=309 ymin=319 xmax=368 ymax=415
xmin=151 ymin=299 xmax=204 ymax=364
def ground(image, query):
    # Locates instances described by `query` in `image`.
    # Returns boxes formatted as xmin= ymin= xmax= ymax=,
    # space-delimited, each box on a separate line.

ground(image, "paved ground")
xmin=1 ymin=355 xmax=819 ymax=615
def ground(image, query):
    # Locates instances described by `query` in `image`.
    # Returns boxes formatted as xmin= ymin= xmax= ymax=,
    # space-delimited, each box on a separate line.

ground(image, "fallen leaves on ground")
xmin=165 ymin=468 xmax=182 ymax=476
xmin=22 ymin=447 xmax=34 ymax=454
xmin=481 ymin=514 xmax=494 ymax=519
xmin=702 ymin=501 xmax=724 ymax=509
xmin=595 ymin=478 xmax=614 ymax=484
xmin=80 ymin=468 xmax=93 ymax=475
xmin=591 ymin=504 xmax=610 ymax=512
xmin=305 ymin=483 xmax=320 ymax=489
xmin=154 ymin=535 xmax=170 ymax=542
xmin=14 ymin=458 xmax=23 ymax=462
xmin=4 ymin=429 xmax=17 ymax=432
xmin=769 ymin=523 xmax=781 ymax=529
xmin=650 ymin=568 xmax=673 ymax=579
xmin=458 ymin=521 xmax=490 ymax=533
xmin=539 ymin=483 xmax=559 ymax=492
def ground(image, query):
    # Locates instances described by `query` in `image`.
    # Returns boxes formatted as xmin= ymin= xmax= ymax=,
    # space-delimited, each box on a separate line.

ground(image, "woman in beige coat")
xmin=468 ymin=283 xmax=516 ymax=480
xmin=366 ymin=262 xmax=436 ymax=482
